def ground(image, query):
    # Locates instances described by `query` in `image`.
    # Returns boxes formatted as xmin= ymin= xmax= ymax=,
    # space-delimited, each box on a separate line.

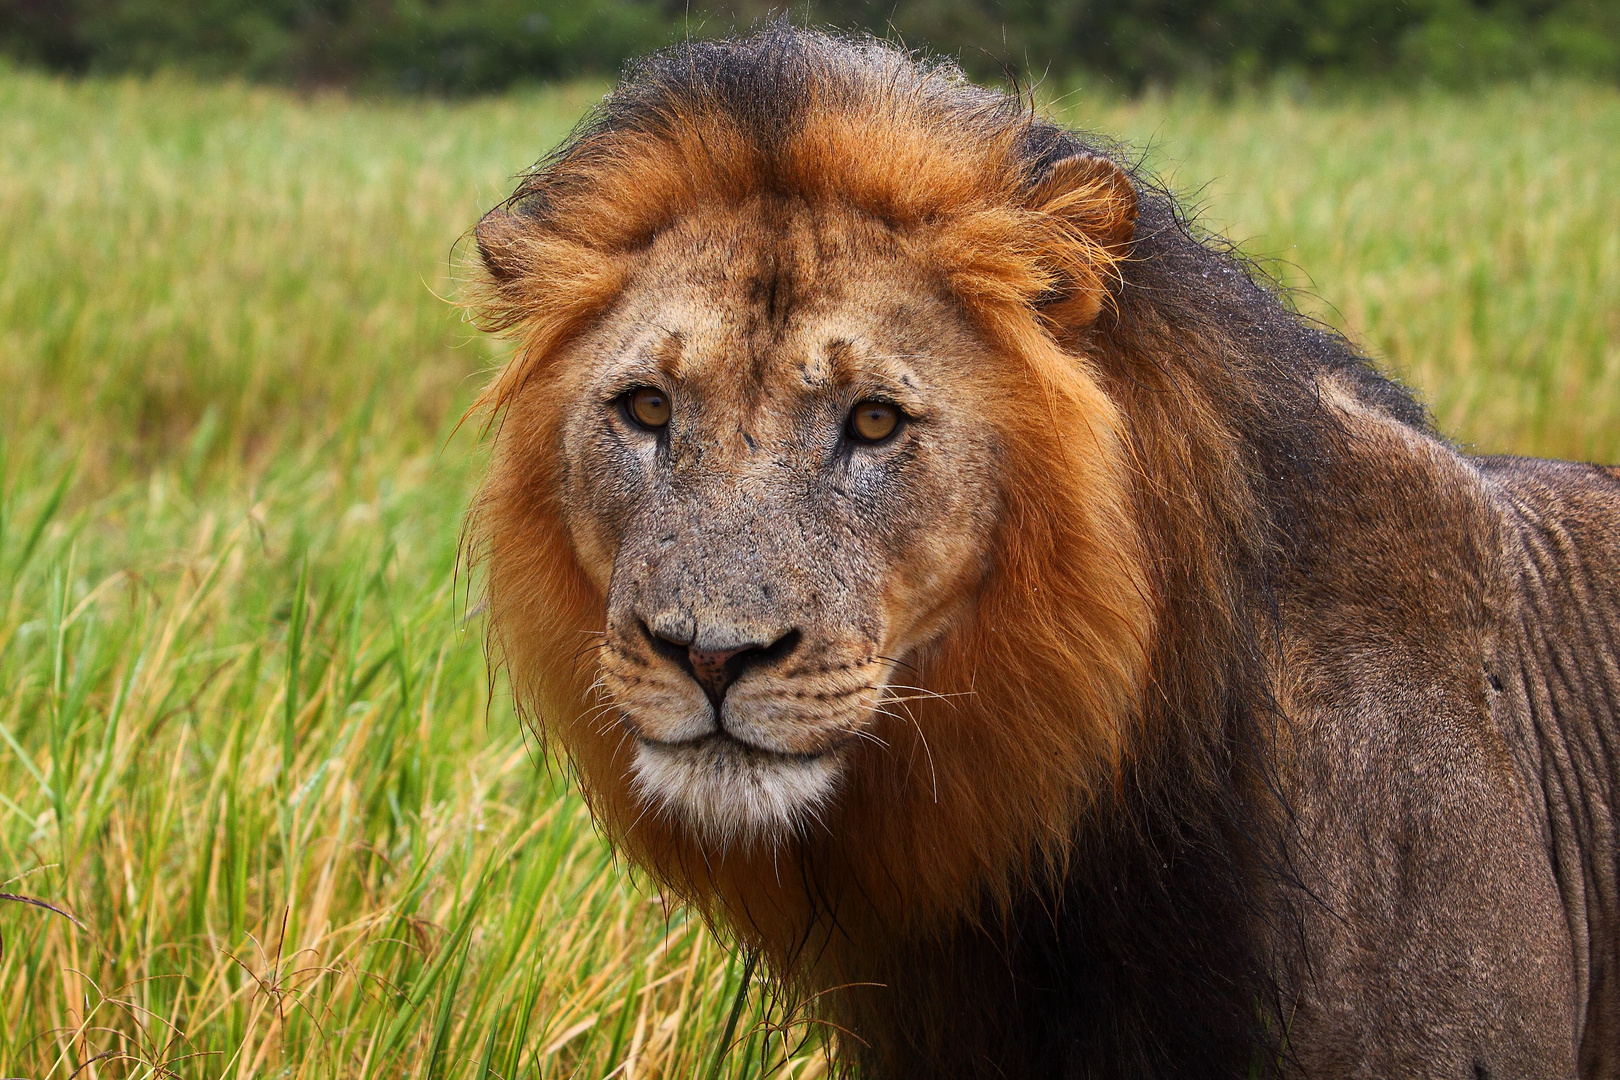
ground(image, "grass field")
xmin=1 ymin=66 xmax=1617 ymax=1079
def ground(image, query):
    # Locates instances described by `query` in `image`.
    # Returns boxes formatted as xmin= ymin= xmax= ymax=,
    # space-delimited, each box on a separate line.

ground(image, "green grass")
xmin=0 ymin=67 xmax=1617 ymax=1079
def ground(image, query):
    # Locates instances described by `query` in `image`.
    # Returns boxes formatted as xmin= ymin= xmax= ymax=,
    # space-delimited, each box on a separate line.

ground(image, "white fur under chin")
xmin=630 ymin=738 xmax=839 ymax=849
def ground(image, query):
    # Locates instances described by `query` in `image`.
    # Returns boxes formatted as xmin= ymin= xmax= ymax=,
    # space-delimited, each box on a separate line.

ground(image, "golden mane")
xmin=471 ymin=36 xmax=1136 ymax=411
xmin=470 ymin=28 xmax=1159 ymax=948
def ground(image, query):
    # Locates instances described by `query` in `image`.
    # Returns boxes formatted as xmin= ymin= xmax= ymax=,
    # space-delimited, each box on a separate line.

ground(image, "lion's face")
xmin=476 ymin=62 xmax=1152 ymax=927
xmin=551 ymin=199 xmax=1003 ymax=846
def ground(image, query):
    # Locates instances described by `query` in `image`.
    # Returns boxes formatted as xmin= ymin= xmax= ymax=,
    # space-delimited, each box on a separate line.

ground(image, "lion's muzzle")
xmin=603 ymin=575 xmax=884 ymax=847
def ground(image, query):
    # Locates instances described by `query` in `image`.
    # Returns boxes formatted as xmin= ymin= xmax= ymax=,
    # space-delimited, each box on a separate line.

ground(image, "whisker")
xmin=622 ymin=786 xmax=661 ymax=837
xmin=882 ymin=683 xmax=976 ymax=707
xmin=577 ymin=701 xmax=628 ymax=736
xmin=845 ymin=727 xmax=890 ymax=751
xmin=571 ymin=639 xmax=612 ymax=666
xmin=587 ymin=713 xmax=622 ymax=738
xmin=882 ymin=682 xmax=969 ymax=696
xmin=864 ymin=689 xmax=938 ymax=803
xmin=612 ymin=724 xmax=636 ymax=759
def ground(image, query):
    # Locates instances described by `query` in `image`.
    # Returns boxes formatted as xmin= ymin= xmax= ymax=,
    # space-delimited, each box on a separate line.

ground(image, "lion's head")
xmin=468 ymin=29 xmax=1215 ymax=956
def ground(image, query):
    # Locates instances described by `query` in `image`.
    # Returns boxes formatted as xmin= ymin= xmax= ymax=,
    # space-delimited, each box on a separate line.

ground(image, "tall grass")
xmin=0 ymin=68 xmax=1616 ymax=1078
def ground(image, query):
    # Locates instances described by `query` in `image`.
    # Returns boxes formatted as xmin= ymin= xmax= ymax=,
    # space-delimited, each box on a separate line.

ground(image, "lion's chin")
xmin=629 ymin=736 xmax=841 ymax=850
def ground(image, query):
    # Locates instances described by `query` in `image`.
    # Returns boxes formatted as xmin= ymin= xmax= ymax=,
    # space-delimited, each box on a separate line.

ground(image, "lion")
xmin=467 ymin=27 xmax=1620 ymax=1079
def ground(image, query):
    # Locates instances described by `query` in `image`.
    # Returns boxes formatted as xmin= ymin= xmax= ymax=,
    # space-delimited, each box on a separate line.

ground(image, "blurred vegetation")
xmin=2 ymin=0 xmax=1619 ymax=92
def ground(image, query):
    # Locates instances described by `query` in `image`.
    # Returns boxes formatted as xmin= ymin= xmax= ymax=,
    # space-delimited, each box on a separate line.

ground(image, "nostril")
xmin=752 ymin=628 xmax=801 ymax=666
xmin=640 ymin=620 xmax=691 ymax=669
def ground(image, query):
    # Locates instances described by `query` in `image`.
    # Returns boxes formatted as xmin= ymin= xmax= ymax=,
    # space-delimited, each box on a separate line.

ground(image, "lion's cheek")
xmin=561 ymin=514 xmax=616 ymax=597
xmin=558 ymin=430 xmax=653 ymax=597
xmin=873 ymin=487 xmax=999 ymax=658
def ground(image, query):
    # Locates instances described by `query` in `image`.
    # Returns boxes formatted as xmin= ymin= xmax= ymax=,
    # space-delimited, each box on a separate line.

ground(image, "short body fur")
xmin=469 ymin=28 xmax=1620 ymax=1078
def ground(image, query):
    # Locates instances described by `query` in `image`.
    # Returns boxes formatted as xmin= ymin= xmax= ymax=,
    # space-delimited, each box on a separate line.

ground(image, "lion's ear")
xmin=475 ymin=203 xmax=534 ymax=284
xmin=1028 ymin=153 xmax=1137 ymax=250
xmin=1026 ymin=153 xmax=1137 ymax=328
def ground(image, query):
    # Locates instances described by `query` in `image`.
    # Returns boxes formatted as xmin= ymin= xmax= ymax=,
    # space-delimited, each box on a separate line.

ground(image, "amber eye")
xmin=626 ymin=386 xmax=671 ymax=430
xmin=847 ymin=400 xmax=901 ymax=444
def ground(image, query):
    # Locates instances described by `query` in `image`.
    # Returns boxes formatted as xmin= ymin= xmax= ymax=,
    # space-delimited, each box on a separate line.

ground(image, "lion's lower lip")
xmin=635 ymin=729 xmax=848 ymax=762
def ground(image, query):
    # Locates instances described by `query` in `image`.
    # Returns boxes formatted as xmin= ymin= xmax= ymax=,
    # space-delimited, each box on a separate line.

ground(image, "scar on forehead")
xmin=819 ymin=338 xmax=923 ymax=390
xmin=799 ymin=339 xmax=848 ymax=387
xmin=651 ymin=329 xmax=686 ymax=377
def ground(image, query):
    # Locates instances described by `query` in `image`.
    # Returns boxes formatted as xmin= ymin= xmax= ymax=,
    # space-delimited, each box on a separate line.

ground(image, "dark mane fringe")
xmin=474 ymin=24 xmax=1429 ymax=1079
xmin=991 ymin=119 xmax=1428 ymax=1080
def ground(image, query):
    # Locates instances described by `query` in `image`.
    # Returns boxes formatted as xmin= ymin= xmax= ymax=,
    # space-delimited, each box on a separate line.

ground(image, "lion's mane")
xmin=469 ymin=27 xmax=1430 ymax=1077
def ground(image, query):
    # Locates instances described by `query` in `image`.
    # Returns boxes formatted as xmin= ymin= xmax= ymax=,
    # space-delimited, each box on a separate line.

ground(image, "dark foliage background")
xmin=3 ymin=0 xmax=1618 ymax=92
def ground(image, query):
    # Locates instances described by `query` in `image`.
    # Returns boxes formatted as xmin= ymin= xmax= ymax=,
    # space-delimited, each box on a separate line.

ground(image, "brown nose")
xmin=686 ymin=645 xmax=755 ymax=705
xmin=643 ymin=624 xmax=800 ymax=708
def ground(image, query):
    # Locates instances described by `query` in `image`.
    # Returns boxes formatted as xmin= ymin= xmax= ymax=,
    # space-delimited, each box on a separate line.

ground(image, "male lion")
xmin=468 ymin=27 xmax=1620 ymax=1079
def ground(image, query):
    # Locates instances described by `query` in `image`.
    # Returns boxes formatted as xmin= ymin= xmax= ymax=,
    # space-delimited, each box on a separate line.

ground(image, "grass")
xmin=0 ymin=65 xmax=1617 ymax=1079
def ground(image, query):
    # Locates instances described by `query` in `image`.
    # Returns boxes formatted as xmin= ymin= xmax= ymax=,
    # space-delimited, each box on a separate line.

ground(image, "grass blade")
xmin=705 ymin=949 xmax=758 ymax=1080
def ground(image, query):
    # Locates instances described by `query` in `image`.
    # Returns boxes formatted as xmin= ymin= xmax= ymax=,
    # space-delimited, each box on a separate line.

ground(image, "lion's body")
xmin=1275 ymin=426 xmax=1619 ymax=1076
xmin=469 ymin=27 xmax=1620 ymax=1078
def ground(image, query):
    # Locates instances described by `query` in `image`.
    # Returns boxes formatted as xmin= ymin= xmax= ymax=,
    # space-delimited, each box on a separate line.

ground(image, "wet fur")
xmin=468 ymin=27 xmax=1620 ymax=1079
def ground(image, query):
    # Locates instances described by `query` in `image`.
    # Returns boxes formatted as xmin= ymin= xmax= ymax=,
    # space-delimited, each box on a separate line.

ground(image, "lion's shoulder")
xmin=1268 ymin=442 xmax=1613 ymax=1070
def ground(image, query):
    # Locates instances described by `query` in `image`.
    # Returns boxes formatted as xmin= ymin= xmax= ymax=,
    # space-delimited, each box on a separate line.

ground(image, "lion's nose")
xmin=644 ymin=624 xmax=800 ymax=708
xmin=685 ymin=644 xmax=756 ymax=705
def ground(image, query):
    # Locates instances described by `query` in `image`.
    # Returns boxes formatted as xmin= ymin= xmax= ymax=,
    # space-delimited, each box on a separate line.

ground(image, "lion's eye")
xmin=626 ymin=387 xmax=671 ymax=430
xmin=847 ymin=401 xmax=900 ymax=444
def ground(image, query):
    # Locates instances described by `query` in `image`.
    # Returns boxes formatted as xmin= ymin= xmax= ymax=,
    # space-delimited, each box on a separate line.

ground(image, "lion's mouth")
xmin=627 ymin=726 xmax=846 ymax=847
xmin=634 ymin=727 xmax=853 ymax=762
